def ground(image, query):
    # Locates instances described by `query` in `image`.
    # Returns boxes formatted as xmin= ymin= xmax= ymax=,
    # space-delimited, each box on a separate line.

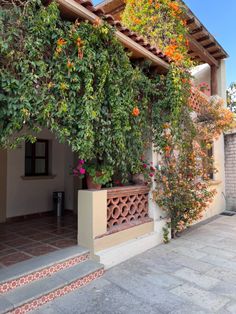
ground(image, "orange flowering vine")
xmin=132 ymin=107 xmax=140 ymax=117
xmin=123 ymin=0 xmax=234 ymax=238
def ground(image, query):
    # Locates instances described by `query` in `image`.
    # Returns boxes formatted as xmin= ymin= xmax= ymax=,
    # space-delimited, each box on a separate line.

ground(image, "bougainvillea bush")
xmin=123 ymin=0 xmax=234 ymax=236
xmin=0 ymin=0 xmax=153 ymax=179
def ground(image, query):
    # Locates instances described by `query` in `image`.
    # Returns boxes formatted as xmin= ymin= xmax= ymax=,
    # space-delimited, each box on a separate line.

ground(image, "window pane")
xmin=25 ymin=158 xmax=32 ymax=175
xmin=35 ymin=159 xmax=46 ymax=174
xmin=35 ymin=142 xmax=46 ymax=157
xmin=25 ymin=142 xmax=33 ymax=157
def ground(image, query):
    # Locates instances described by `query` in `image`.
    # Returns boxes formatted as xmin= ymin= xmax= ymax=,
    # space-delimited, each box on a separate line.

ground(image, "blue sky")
xmin=93 ymin=0 xmax=235 ymax=87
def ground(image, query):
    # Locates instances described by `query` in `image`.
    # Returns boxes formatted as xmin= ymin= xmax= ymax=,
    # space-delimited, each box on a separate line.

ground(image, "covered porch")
xmin=0 ymin=212 xmax=77 ymax=268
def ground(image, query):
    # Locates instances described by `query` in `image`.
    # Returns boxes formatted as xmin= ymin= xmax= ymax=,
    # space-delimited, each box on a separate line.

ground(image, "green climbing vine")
xmin=123 ymin=0 xmax=234 ymax=236
xmin=0 ymin=0 xmax=152 ymax=180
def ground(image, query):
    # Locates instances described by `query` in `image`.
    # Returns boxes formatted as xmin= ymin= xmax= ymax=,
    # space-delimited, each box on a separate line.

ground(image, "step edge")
xmin=0 ymin=246 xmax=89 ymax=285
xmin=5 ymin=263 xmax=104 ymax=313
xmin=0 ymin=252 xmax=90 ymax=294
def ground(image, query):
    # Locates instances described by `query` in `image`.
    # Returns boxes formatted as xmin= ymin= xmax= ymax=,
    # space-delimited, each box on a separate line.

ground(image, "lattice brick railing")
xmin=107 ymin=185 xmax=151 ymax=232
xmin=189 ymin=87 xmax=210 ymax=113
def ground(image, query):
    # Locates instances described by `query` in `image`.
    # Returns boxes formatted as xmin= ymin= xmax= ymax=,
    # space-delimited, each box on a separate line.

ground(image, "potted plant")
xmin=85 ymin=163 xmax=113 ymax=190
xmin=73 ymin=159 xmax=113 ymax=190
xmin=131 ymin=159 xmax=156 ymax=185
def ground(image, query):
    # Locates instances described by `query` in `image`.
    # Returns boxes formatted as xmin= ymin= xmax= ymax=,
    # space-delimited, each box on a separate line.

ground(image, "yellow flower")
xmin=60 ymin=83 xmax=69 ymax=91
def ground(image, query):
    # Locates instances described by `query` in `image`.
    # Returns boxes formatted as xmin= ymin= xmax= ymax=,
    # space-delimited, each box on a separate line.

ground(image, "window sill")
xmin=208 ymin=180 xmax=222 ymax=186
xmin=21 ymin=175 xmax=56 ymax=180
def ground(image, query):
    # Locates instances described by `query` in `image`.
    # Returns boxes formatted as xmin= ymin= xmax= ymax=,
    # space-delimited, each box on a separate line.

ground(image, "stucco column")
xmin=77 ymin=190 xmax=107 ymax=252
xmin=211 ymin=65 xmax=218 ymax=96
xmin=0 ymin=149 xmax=7 ymax=223
xmin=146 ymin=144 xmax=165 ymax=224
xmin=217 ymin=59 xmax=227 ymax=102
xmin=206 ymin=59 xmax=227 ymax=217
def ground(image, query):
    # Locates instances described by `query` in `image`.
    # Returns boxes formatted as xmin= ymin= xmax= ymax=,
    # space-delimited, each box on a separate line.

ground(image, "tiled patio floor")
xmin=35 ymin=215 xmax=236 ymax=314
xmin=0 ymin=212 xmax=77 ymax=268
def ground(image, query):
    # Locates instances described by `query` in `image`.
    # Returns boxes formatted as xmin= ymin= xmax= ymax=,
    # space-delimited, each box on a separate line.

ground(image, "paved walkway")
xmin=33 ymin=215 xmax=236 ymax=314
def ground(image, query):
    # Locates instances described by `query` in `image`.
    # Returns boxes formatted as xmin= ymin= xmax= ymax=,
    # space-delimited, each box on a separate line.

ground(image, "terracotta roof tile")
xmin=72 ymin=0 xmax=170 ymax=63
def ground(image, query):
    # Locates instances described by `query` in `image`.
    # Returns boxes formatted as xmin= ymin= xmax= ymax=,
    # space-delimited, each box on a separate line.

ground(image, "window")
xmin=25 ymin=140 xmax=49 ymax=176
xmin=207 ymin=143 xmax=214 ymax=180
xmin=202 ymin=142 xmax=214 ymax=180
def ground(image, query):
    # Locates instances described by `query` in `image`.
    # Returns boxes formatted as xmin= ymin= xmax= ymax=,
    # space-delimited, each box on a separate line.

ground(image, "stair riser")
xmin=7 ymin=268 xmax=104 ymax=314
xmin=0 ymin=254 xmax=90 ymax=294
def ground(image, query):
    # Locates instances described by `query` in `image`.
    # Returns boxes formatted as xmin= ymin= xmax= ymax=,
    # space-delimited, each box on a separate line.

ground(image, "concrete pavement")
xmin=32 ymin=215 xmax=236 ymax=314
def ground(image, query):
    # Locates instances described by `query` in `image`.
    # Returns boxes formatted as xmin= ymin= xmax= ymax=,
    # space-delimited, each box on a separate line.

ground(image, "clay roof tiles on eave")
xmin=71 ymin=0 xmax=170 ymax=63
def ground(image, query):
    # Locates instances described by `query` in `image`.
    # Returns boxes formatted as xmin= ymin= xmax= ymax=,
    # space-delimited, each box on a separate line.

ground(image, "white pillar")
xmin=146 ymin=144 xmax=167 ymax=233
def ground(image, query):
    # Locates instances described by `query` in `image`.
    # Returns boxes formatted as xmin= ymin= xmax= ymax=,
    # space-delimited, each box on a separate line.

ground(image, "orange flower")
xmin=164 ymin=45 xmax=177 ymax=58
xmin=93 ymin=18 xmax=102 ymax=27
xmin=168 ymin=2 xmax=181 ymax=14
xmin=163 ymin=123 xmax=170 ymax=129
xmin=172 ymin=52 xmax=183 ymax=62
xmin=132 ymin=107 xmax=140 ymax=117
xmin=67 ymin=60 xmax=74 ymax=69
xmin=76 ymin=37 xmax=83 ymax=47
xmin=57 ymin=38 xmax=67 ymax=46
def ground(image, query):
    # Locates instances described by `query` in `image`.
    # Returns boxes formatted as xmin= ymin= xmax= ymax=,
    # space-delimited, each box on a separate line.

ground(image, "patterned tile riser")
xmin=7 ymin=269 xmax=104 ymax=314
xmin=0 ymin=254 xmax=90 ymax=294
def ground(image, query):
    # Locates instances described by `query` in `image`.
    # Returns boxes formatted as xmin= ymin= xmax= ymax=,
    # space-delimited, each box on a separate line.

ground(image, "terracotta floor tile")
xmin=0 ymin=233 xmax=17 ymax=242
xmin=28 ymin=232 xmax=56 ymax=241
xmin=0 ymin=243 xmax=9 ymax=250
xmin=49 ymin=239 xmax=77 ymax=249
xmin=5 ymin=237 xmax=37 ymax=248
xmin=17 ymin=228 xmax=37 ymax=236
xmin=22 ymin=244 xmax=58 ymax=256
xmin=0 ymin=213 xmax=77 ymax=268
xmin=0 ymin=252 xmax=31 ymax=266
xmin=0 ymin=248 xmax=18 ymax=258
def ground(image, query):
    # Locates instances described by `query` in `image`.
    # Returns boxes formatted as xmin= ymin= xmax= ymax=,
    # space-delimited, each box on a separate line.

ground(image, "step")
xmin=0 ymin=246 xmax=90 ymax=294
xmin=0 ymin=260 xmax=104 ymax=314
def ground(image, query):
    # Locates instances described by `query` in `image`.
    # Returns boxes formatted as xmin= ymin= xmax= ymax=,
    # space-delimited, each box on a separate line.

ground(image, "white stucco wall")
xmin=191 ymin=63 xmax=211 ymax=93
xmin=6 ymin=129 xmax=74 ymax=218
xmin=201 ymin=60 xmax=227 ymax=219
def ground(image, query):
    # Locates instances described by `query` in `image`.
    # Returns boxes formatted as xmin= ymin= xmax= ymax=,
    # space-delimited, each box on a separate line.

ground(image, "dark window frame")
xmin=25 ymin=139 xmax=49 ymax=176
xmin=207 ymin=143 xmax=214 ymax=180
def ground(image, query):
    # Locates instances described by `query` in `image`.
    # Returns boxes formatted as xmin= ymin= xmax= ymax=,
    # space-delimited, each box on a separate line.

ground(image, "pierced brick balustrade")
xmin=189 ymin=87 xmax=210 ymax=113
xmin=107 ymin=185 xmax=151 ymax=233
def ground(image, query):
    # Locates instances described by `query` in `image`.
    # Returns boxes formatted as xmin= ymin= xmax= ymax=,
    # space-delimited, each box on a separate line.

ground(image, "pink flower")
xmin=150 ymin=166 xmax=156 ymax=171
xmin=78 ymin=159 xmax=85 ymax=165
xmin=149 ymin=173 xmax=154 ymax=177
xmin=79 ymin=168 xmax=86 ymax=175
xmin=143 ymin=164 xmax=147 ymax=168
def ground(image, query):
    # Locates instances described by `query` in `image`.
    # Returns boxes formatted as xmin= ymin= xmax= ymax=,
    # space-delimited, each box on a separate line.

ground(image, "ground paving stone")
xmin=171 ymin=245 xmax=207 ymax=259
xmin=170 ymin=283 xmax=230 ymax=312
xmin=205 ymin=267 xmax=236 ymax=285
xmin=225 ymin=301 xmax=236 ymax=313
xmin=32 ymin=215 xmax=236 ymax=314
xmin=199 ymin=245 xmax=236 ymax=259
xmin=173 ymin=267 xmax=220 ymax=289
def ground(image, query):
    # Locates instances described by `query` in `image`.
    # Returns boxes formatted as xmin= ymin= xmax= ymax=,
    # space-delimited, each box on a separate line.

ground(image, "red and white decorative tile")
xmin=8 ymin=268 xmax=104 ymax=314
xmin=0 ymin=253 xmax=90 ymax=293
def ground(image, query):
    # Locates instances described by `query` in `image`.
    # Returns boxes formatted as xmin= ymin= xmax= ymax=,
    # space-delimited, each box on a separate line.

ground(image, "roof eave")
xmin=56 ymin=0 xmax=169 ymax=72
